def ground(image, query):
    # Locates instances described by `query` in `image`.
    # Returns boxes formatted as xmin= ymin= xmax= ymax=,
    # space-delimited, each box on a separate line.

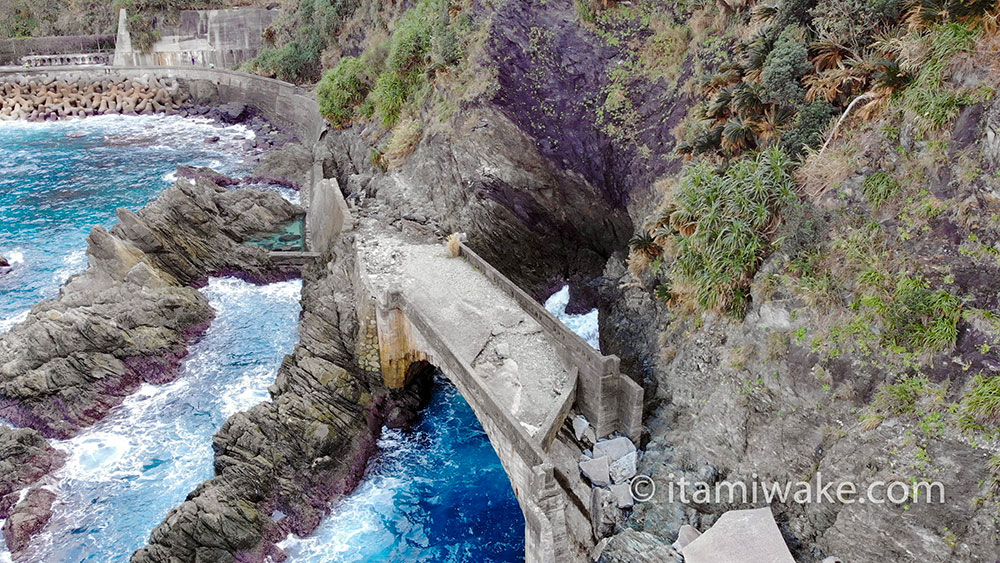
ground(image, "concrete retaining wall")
xmin=114 ymin=8 xmax=278 ymax=68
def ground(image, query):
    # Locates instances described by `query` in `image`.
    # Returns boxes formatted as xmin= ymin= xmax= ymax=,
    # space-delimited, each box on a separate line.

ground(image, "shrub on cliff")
xmin=317 ymin=56 xmax=371 ymax=127
xmin=760 ymin=27 xmax=811 ymax=106
xmin=244 ymin=0 xmax=358 ymax=83
xmin=663 ymin=147 xmax=796 ymax=315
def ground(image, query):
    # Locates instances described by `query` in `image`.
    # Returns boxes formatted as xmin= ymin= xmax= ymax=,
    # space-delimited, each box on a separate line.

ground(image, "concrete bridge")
xmin=0 ymin=63 xmax=644 ymax=561
xmin=344 ymin=216 xmax=642 ymax=562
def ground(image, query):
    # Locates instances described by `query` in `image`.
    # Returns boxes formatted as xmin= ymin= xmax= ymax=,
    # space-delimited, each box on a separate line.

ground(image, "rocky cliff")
xmin=0 ymin=176 xmax=301 ymax=440
xmin=133 ymin=230 xmax=432 ymax=562
xmin=292 ymin=0 xmax=1000 ymax=560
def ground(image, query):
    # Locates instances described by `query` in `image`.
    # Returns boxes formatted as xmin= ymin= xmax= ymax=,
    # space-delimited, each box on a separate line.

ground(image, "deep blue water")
xmin=280 ymin=381 xmax=526 ymax=562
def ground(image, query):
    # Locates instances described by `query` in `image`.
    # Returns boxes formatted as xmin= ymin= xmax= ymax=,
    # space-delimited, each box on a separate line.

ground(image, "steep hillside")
xmin=296 ymin=0 xmax=1000 ymax=559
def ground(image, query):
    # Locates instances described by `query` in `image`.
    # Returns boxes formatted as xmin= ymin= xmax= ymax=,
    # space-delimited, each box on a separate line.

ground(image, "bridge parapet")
xmin=457 ymin=242 xmax=642 ymax=442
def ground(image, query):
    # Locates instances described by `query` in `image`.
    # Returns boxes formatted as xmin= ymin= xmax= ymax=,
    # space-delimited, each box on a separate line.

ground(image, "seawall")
xmin=0 ymin=66 xmax=323 ymax=145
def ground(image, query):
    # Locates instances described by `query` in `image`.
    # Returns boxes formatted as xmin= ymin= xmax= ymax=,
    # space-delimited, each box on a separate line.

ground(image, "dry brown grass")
xmin=796 ymin=145 xmax=854 ymax=199
xmin=445 ymin=233 xmax=461 ymax=257
xmin=384 ymin=118 xmax=423 ymax=169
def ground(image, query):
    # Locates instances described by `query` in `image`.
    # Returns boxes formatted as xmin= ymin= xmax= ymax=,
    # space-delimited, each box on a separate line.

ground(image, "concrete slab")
xmin=680 ymin=507 xmax=795 ymax=563
xmin=579 ymin=455 xmax=611 ymax=487
xmin=593 ymin=436 xmax=636 ymax=462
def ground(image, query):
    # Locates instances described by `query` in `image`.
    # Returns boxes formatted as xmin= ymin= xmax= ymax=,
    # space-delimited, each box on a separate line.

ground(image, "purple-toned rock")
xmin=2 ymin=487 xmax=56 ymax=556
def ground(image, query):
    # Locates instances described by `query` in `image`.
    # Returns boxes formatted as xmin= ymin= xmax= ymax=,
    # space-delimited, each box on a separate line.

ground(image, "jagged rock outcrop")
xmin=0 ymin=427 xmax=64 ymax=519
xmin=0 ymin=427 xmax=65 ymax=560
xmin=0 ymin=177 xmax=302 ymax=439
xmin=133 ymin=233 xmax=432 ymax=563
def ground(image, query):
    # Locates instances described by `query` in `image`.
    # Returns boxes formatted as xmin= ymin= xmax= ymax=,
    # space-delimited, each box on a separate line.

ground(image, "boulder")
xmin=580 ymin=455 xmax=611 ymax=487
xmin=609 ymin=451 xmax=637 ymax=484
xmin=2 ymin=487 xmax=56 ymax=555
xmin=572 ymin=414 xmax=589 ymax=441
xmin=593 ymin=436 xmax=636 ymax=462
xmin=609 ymin=482 xmax=633 ymax=509
xmin=597 ymin=528 xmax=674 ymax=563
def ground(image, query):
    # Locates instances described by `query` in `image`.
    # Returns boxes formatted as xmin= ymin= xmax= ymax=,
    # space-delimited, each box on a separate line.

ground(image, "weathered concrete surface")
xmin=114 ymin=8 xmax=278 ymax=68
xmin=680 ymin=507 xmax=795 ymax=563
xmin=357 ymin=224 xmax=575 ymax=434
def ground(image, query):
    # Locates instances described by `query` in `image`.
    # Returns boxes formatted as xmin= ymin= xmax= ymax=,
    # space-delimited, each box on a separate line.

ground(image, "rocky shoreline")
xmin=0 ymin=172 xmax=303 ymax=558
xmin=133 ymin=231 xmax=432 ymax=562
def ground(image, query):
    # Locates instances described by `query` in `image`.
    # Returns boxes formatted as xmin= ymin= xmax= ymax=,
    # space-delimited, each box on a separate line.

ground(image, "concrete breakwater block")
xmin=593 ymin=436 xmax=636 ymax=461
xmin=679 ymin=507 xmax=795 ymax=563
xmin=0 ymin=77 xmax=187 ymax=121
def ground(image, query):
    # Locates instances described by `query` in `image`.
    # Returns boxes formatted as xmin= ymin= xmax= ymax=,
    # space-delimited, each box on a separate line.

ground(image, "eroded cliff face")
xmin=598 ymin=95 xmax=1000 ymax=561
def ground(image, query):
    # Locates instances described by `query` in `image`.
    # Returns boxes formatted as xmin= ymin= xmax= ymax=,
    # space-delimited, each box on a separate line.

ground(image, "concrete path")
xmin=357 ymin=225 xmax=574 ymax=436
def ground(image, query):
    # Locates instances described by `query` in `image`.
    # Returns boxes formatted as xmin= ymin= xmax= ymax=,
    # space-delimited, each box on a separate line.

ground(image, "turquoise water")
xmin=0 ymin=115 xmax=254 ymax=330
xmin=0 ymin=116 xmax=530 ymax=562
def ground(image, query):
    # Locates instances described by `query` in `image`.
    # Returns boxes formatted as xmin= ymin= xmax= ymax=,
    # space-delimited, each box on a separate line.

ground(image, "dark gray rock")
xmin=0 ymin=426 xmax=64 ymax=520
xmin=2 ymin=486 xmax=56 ymax=556
xmin=133 ymin=233 xmax=432 ymax=563
xmin=0 ymin=178 xmax=302 ymax=438
xmin=598 ymin=528 xmax=674 ymax=563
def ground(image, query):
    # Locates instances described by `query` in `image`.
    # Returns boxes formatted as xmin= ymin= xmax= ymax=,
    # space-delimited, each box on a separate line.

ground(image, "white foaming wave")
xmin=6 ymin=250 xmax=24 ymax=264
xmin=203 ymin=277 xmax=301 ymax=302
xmin=54 ymin=379 xmax=189 ymax=483
xmin=58 ymin=431 xmax=135 ymax=481
xmin=544 ymin=285 xmax=600 ymax=351
xmin=0 ymin=527 xmax=9 ymax=563
xmin=0 ymin=310 xmax=29 ymax=334
xmin=277 ymin=477 xmax=404 ymax=561
xmin=52 ymin=249 xmax=87 ymax=284
xmin=162 ymin=171 xmax=178 ymax=185
xmin=219 ymin=366 xmax=273 ymax=418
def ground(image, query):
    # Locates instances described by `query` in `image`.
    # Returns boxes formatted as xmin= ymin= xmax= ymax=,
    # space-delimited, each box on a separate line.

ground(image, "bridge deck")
xmin=358 ymin=230 xmax=575 ymax=437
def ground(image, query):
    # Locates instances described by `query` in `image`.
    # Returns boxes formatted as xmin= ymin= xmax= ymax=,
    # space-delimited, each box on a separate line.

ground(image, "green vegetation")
xmin=657 ymin=147 xmax=796 ymax=315
xmin=760 ymin=27 xmax=811 ymax=105
xmin=315 ymin=0 xmax=467 ymax=127
xmin=883 ymin=276 xmax=962 ymax=354
xmin=960 ymin=373 xmax=1000 ymax=433
xmin=243 ymin=0 xmax=358 ymax=83
xmin=0 ymin=1 xmax=39 ymax=38
xmin=862 ymin=172 xmax=900 ymax=208
xmin=897 ymin=22 xmax=981 ymax=133
xmin=317 ymin=56 xmax=371 ymax=127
